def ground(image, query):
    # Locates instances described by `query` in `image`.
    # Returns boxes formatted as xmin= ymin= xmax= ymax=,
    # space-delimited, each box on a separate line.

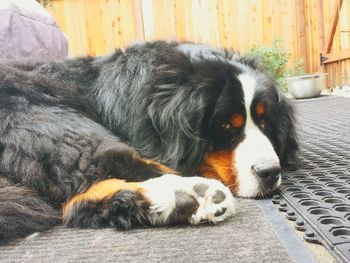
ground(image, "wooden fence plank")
xmin=261 ymin=0 xmax=273 ymax=45
xmin=174 ymin=0 xmax=186 ymax=41
xmin=295 ymin=0 xmax=308 ymax=72
xmin=325 ymin=0 xmax=343 ymax=53
xmin=316 ymin=0 xmax=325 ymax=55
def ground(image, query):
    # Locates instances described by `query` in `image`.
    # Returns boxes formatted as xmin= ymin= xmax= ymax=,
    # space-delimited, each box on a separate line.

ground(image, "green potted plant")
xmin=247 ymin=40 xmax=326 ymax=98
xmin=247 ymin=40 xmax=291 ymax=92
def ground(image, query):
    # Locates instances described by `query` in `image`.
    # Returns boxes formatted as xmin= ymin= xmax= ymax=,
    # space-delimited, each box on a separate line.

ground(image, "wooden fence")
xmin=44 ymin=0 xmax=350 ymax=88
xmin=320 ymin=0 xmax=350 ymax=88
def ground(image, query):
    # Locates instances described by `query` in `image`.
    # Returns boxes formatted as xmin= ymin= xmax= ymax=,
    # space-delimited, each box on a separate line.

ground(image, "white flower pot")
xmin=287 ymin=73 xmax=327 ymax=99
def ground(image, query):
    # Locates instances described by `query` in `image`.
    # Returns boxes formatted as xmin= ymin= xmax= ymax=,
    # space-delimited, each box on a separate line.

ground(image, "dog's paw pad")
xmin=212 ymin=190 xmax=226 ymax=204
xmin=214 ymin=207 xmax=227 ymax=217
xmin=190 ymin=179 xmax=235 ymax=224
xmin=193 ymin=183 xmax=209 ymax=197
xmin=169 ymin=191 xmax=199 ymax=223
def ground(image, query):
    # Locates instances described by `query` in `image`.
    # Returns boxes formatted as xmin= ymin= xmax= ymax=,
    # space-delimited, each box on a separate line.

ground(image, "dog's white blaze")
xmin=235 ymin=73 xmax=281 ymax=197
xmin=238 ymin=73 xmax=255 ymax=129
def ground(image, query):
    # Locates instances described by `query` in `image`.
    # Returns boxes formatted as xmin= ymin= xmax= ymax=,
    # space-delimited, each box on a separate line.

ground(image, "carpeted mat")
xmin=275 ymin=96 xmax=350 ymax=262
xmin=0 ymin=199 xmax=295 ymax=263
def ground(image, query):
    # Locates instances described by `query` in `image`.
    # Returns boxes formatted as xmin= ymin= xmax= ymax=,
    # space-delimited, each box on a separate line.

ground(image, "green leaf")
xmin=246 ymin=40 xmax=305 ymax=92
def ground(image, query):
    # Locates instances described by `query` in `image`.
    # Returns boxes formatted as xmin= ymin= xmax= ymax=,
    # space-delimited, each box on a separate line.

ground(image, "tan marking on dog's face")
xmin=256 ymin=101 xmax=265 ymax=117
xmin=199 ymin=150 xmax=238 ymax=193
xmin=230 ymin=113 xmax=245 ymax=129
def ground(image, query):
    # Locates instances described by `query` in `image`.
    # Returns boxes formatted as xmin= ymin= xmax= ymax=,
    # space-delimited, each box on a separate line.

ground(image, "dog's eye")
xmin=259 ymin=119 xmax=265 ymax=129
xmin=220 ymin=123 xmax=231 ymax=130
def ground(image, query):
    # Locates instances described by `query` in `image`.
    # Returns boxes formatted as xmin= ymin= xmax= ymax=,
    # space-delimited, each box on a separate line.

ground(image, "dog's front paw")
xmin=141 ymin=174 xmax=236 ymax=226
xmin=189 ymin=180 xmax=235 ymax=224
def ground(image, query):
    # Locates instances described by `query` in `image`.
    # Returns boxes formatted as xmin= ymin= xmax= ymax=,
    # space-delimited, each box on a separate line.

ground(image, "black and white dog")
xmin=0 ymin=41 xmax=298 ymax=244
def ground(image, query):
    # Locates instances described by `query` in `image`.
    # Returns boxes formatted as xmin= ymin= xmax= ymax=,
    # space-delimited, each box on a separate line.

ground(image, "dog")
xmin=0 ymin=41 xmax=298 ymax=244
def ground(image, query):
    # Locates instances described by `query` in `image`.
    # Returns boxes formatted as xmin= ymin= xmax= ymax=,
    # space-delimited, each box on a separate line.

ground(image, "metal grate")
xmin=275 ymin=96 xmax=350 ymax=262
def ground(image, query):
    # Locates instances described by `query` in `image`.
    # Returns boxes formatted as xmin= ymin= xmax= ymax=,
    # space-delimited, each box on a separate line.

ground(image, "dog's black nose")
xmin=252 ymin=159 xmax=281 ymax=184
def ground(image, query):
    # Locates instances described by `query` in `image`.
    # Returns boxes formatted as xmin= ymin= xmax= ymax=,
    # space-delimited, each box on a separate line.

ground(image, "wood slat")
xmin=323 ymin=49 xmax=350 ymax=64
xmin=324 ymin=0 xmax=343 ymax=53
xmin=42 ymin=0 xmax=350 ymax=89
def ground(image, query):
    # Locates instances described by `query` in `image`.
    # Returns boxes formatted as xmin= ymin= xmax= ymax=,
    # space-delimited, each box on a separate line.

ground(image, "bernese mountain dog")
xmin=0 ymin=41 xmax=298 ymax=244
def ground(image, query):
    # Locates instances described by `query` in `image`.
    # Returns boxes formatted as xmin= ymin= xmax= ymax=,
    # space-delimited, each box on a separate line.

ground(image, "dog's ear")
xmin=275 ymin=94 xmax=299 ymax=169
xmin=146 ymin=64 xmax=212 ymax=172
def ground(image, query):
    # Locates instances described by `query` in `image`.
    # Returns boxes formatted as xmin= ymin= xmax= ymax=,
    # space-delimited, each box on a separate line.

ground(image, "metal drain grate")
xmin=275 ymin=96 xmax=350 ymax=262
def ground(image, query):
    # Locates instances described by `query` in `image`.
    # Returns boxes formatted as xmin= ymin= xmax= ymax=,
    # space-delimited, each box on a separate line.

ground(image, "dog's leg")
xmin=63 ymin=174 xmax=236 ymax=229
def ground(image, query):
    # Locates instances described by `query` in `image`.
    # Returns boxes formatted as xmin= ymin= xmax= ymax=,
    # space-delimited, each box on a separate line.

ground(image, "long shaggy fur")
xmin=0 ymin=181 xmax=60 ymax=244
xmin=0 ymin=41 xmax=298 ymax=244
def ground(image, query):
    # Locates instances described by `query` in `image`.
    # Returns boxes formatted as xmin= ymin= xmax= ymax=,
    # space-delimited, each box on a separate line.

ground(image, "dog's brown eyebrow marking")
xmin=230 ymin=113 xmax=245 ymax=128
xmin=256 ymin=101 xmax=265 ymax=117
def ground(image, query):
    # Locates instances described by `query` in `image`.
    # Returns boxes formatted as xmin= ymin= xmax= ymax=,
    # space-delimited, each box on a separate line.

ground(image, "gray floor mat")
xmin=276 ymin=96 xmax=350 ymax=262
xmin=0 ymin=199 xmax=294 ymax=263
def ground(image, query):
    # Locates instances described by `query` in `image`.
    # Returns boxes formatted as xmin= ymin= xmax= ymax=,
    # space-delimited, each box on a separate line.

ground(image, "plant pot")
xmin=286 ymin=73 xmax=327 ymax=99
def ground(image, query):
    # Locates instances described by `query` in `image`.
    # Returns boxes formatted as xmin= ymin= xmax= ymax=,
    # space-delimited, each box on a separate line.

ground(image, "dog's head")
xmin=201 ymin=67 xmax=299 ymax=197
xmin=143 ymin=42 xmax=298 ymax=197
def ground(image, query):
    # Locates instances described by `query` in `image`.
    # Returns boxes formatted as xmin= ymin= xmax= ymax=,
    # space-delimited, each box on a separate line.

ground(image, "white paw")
xmin=141 ymin=174 xmax=236 ymax=226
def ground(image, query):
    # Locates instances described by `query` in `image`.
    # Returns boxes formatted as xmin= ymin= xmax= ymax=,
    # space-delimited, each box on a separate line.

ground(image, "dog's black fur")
xmin=0 ymin=41 xmax=298 ymax=244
